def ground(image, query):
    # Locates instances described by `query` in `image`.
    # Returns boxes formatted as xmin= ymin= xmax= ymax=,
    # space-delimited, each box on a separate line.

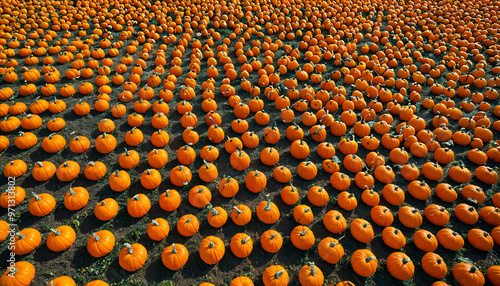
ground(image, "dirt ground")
xmin=0 ymin=1 xmax=500 ymax=286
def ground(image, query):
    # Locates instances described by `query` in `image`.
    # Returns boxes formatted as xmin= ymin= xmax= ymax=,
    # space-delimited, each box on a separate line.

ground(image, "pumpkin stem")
xmin=15 ymin=232 xmax=26 ymax=239
xmin=114 ymin=170 xmax=120 ymax=176
xmin=265 ymin=194 xmax=272 ymax=211
xmin=50 ymin=228 xmax=61 ymax=236
xmin=32 ymin=192 xmax=41 ymax=201
xmin=203 ymin=159 xmax=210 ymax=169
xmin=208 ymin=241 xmax=215 ymax=248
xmin=171 ymin=243 xmax=177 ymax=254
xmin=125 ymin=148 xmax=130 ymax=156
xmin=308 ymin=262 xmax=316 ymax=276
xmin=124 ymin=243 xmax=133 ymax=254
xmin=366 ymin=256 xmax=376 ymax=262
xmin=233 ymin=206 xmax=242 ymax=214
xmin=208 ymin=203 xmax=219 ymax=216
xmin=274 ymin=270 xmax=284 ymax=279
xmin=241 ymin=236 xmax=250 ymax=244
xmin=152 ymin=220 xmax=159 ymax=226
xmin=299 ymin=230 xmax=307 ymax=236
xmin=402 ymin=257 xmax=410 ymax=264
xmin=93 ymin=233 xmax=100 ymax=241
xmin=470 ymin=266 xmax=477 ymax=273
xmin=36 ymin=161 xmax=44 ymax=167
xmin=69 ymin=187 xmax=76 ymax=196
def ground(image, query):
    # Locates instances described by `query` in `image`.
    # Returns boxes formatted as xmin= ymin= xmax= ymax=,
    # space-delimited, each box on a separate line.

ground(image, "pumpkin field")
xmin=1 ymin=0 xmax=500 ymax=285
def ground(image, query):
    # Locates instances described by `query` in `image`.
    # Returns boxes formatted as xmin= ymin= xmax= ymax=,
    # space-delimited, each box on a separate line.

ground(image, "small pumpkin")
xmin=119 ymin=243 xmax=147 ymax=272
xmin=162 ymin=243 xmax=188 ymax=270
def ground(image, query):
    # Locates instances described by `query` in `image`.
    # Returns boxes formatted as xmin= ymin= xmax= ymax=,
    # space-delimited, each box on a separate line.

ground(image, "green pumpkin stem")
xmin=50 ymin=228 xmax=61 ymax=236
xmin=171 ymin=243 xmax=177 ymax=254
xmin=124 ymin=243 xmax=133 ymax=254
xmin=265 ymin=194 xmax=272 ymax=211
xmin=32 ymin=192 xmax=41 ymax=201
xmin=308 ymin=262 xmax=316 ymax=276
xmin=15 ymin=232 xmax=26 ymax=239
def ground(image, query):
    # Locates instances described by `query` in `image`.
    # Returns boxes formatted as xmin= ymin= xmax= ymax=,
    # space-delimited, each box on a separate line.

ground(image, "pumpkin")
xmin=87 ymin=230 xmax=115 ymax=258
xmin=69 ymin=136 xmax=90 ymax=154
xmin=230 ymin=276 xmax=254 ymax=286
xmin=436 ymin=228 xmax=464 ymax=251
xmin=94 ymin=198 xmax=119 ymax=221
xmin=119 ymin=148 xmax=140 ymax=169
xmin=318 ymin=237 xmax=344 ymax=264
xmin=147 ymin=218 xmax=169 ymax=241
xmin=84 ymin=161 xmax=107 ymax=181
xmin=351 ymin=249 xmax=377 ymax=277
xmin=424 ymin=204 xmax=450 ymax=226
xmin=162 ymin=243 xmax=188 ymax=270
xmin=206 ymin=203 xmax=228 ymax=228
xmin=323 ymin=210 xmax=347 ymax=233
xmin=199 ymin=236 xmax=225 ymax=265
xmin=0 ymin=186 xmax=25 ymax=208
xmin=299 ymin=262 xmax=324 ymax=286
xmin=189 ymin=185 xmax=212 ymax=208
xmin=170 ymin=165 xmax=192 ymax=186
xmin=119 ymin=243 xmax=147 ymax=271
xmin=4 ymin=160 xmax=27 ymax=178
xmin=199 ymin=160 xmax=218 ymax=182
xmin=29 ymin=192 xmax=56 ymax=217
xmin=230 ymin=233 xmax=253 ymax=258
xmin=159 ymin=189 xmax=181 ymax=212
xmin=398 ymin=206 xmax=422 ymax=228
xmin=13 ymin=228 xmax=42 ymax=255
xmin=455 ymin=203 xmax=479 ymax=225
xmin=56 ymin=161 xmax=80 ymax=181
xmin=0 ymin=261 xmax=35 ymax=286
xmin=467 ymin=228 xmax=494 ymax=251
xmin=47 ymin=225 xmax=76 ymax=252
xmin=350 ymin=218 xmax=374 ymax=243
xmin=177 ymin=214 xmax=199 ymax=237
xmin=127 ymin=194 xmax=151 ymax=218
xmin=64 ymin=187 xmax=89 ymax=211
xmin=290 ymin=225 xmax=315 ymax=250
xmin=109 ymin=170 xmax=131 ymax=192
xmin=487 ymin=265 xmax=500 ymax=286
xmin=281 ymin=184 xmax=299 ymax=205
xmin=413 ymin=229 xmax=438 ymax=252
xmin=256 ymin=195 xmax=280 ymax=224
xmin=245 ymin=170 xmax=267 ymax=193
xmin=262 ymin=265 xmax=289 ymax=286
xmin=260 ymin=230 xmax=283 ymax=254
xmin=232 ymin=204 xmax=252 ymax=226
xmin=422 ymin=252 xmax=447 ymax=279
xmin=453 ymin=263 xmax=485 ymax=286
xmin=386 ymin=252 xmax=414 ymax=280
xmin=85 ymin=281 xmax=109 ymax=286
xmin=261 ymin=147 xmax=280 ymax=166
xmin=382 ymin=227 xmax=406 ymax=249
